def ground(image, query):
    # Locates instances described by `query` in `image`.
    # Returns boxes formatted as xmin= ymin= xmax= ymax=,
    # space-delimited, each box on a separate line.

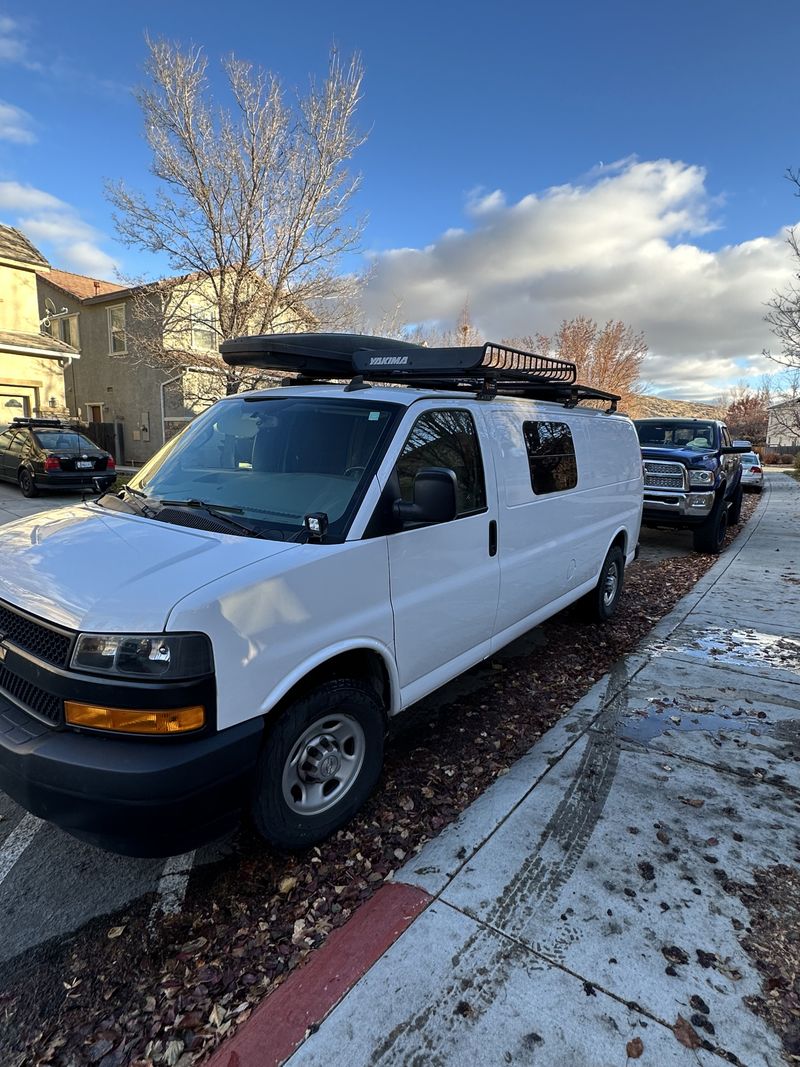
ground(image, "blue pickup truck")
xmin=633 ymin=418 xmax=750 ymax=554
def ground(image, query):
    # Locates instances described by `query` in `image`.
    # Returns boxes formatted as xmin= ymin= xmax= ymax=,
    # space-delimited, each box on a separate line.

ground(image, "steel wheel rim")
xmin=281 ymin=713 xmax=366 ymax=816
xmin=602 ymin=561 xmax=619 ymax=607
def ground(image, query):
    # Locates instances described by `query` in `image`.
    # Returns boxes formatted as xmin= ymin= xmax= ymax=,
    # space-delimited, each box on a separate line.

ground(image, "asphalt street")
xmin=0 ymin=481 xmax=752 ymax=978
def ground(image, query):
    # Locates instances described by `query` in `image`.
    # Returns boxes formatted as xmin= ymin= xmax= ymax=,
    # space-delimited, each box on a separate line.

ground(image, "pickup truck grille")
xmin=643 ymin=460 xmax=685 ymax=490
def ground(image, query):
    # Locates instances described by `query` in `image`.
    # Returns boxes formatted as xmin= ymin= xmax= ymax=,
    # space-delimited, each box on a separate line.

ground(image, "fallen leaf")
xmin=680 ymin=797 xmax=704 ymax=808
xmin=106 ymin=926 xmax=126 ymax=939
xmin=278 ymin=876 xmax=298 ymax=894
xmin=673 ymin=1014 xmax=702 ymax=1049
xmin=626 ymin=1036 xmax=644 ymax=1059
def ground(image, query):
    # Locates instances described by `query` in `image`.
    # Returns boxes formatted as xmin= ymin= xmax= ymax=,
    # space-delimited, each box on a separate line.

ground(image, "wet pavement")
xmin=286 ymin=473 xmax=799 ymax=1066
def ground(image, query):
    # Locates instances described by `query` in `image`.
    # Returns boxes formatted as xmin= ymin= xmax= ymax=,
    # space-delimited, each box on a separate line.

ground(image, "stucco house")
xmin=0 ymin=225 xmax=78 ymax=425
xmin=766 ymin=398 xmax=800 ymax=452
xmin=36 ymin=266 xmax=304 ymax=466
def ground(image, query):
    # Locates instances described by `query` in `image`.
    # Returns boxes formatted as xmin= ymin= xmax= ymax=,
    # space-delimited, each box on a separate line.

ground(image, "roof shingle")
xmin=0 ymin=329 xmax=78 ymax=356
xmin=40 ymin=268 xmax=126 ymax=301
xmin=0 ymin=225 xmax=49 ymax=267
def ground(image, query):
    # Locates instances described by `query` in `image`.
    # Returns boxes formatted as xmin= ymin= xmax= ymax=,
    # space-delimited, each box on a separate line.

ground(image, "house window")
xmin=107 ymin=305 xmax=126 ymax=354
xmin=523 ymin=421 xmax=578 ymax=494
xmin=58 ymin=314 xmax=79 ymax=348
xmin=191 ymin=307 xmax=219 ymax=351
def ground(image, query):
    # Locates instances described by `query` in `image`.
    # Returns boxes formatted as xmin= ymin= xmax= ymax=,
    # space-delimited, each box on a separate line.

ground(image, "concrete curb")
xmin=206 ymin=883 xmax=431 ymax=1067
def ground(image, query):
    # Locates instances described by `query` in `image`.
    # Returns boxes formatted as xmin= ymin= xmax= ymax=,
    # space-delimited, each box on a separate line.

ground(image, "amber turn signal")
xmin=65 ymin=701 xmax=205 ymax=735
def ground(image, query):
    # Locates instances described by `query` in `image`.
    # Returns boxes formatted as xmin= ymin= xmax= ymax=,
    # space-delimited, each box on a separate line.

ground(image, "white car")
xmin=0 ymin=334 xmax=643 ymax=855
xmin=740 ymin=451 xmax=764 ymax=492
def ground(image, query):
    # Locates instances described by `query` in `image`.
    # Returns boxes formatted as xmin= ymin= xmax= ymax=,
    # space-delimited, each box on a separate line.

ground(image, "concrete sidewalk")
xmin=215 ymin=474 xmax=799 ymax=1067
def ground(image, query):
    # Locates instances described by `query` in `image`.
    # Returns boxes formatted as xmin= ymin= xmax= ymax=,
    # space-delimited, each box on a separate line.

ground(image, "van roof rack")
xmin=220 ymin=332 xmax=620 ymax=411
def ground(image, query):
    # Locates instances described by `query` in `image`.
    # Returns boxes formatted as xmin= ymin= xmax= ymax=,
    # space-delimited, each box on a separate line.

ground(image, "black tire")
xmin=582 ymin=544 xmax=625 ymax=623
xmin=18 ymin=468 xmax=38 ymax=498
xmin=728 ymin=484 xmax=743 ymax=525
xmin=251 ymin=678 xmax=385 ymax=850
xmin=693 ymin=497 xmax=728 ymax=554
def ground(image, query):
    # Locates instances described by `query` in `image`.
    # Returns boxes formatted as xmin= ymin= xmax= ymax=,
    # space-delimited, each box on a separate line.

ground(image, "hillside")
xmin=625 ymin=394 xmax=725 ymax=420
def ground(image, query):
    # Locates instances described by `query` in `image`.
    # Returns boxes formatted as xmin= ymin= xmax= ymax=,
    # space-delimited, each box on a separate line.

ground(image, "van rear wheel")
xmin=582 ymin=545 xmax=625 ymax=623
xmin=251 ymin=678 xmax=385 ymax=850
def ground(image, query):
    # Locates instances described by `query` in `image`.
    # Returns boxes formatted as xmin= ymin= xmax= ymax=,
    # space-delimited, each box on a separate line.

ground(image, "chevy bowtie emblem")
xmin=0 ymin=643 xmax=6 ymax=662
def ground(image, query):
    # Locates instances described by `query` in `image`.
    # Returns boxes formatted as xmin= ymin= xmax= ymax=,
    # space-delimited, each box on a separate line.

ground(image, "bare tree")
xmin=507 ymin=316 xmax=646 ymax=409
xmin=765 ymin=170 xmax=800 ymax=371
xmin=107 ymin=37 xmax=367 ymax=398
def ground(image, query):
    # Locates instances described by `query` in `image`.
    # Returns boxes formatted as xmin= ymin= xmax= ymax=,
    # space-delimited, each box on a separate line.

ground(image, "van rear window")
xmin=522 ymin=421 xmax=578 ymax=494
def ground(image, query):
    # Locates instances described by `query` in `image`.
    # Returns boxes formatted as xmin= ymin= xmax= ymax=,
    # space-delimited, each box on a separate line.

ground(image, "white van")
xmin=0 ymin=335 xmax=642 ymax=855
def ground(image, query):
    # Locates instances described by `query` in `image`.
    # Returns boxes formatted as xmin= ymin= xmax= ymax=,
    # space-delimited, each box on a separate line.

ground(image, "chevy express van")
xmin=0 ymin=335 xmax=642 ymax=855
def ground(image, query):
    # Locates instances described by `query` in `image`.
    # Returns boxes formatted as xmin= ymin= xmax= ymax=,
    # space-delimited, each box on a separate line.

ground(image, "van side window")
xmin=523 ymin=421 xmax=578 ymax=494
xmin=397 ymin=409 xmax=486 ymax=516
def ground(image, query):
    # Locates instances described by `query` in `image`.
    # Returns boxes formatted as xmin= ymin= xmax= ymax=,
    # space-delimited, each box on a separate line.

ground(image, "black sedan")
xmin=0 ymin=419 xmax=117 ymax=497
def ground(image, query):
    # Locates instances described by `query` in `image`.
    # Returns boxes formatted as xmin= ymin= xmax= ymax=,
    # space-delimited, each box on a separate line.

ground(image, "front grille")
xmin=0 ymin=662 xmax=63 ymax=725
xmin=0 ymin=602 xmax=72 ymax=668
xmin=643 ymin=460 xmax=685 ymax=491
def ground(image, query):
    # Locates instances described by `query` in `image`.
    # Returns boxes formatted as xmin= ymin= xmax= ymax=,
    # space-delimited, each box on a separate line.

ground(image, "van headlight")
xmin=688 ymin=470 xmax=714 ymax=487
xmin=71 ymin=633 xmax=213 ymax=679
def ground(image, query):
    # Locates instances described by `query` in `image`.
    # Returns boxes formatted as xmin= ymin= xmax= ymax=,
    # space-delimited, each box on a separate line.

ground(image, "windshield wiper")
xmin=156 ymin=498 xmax=279 ymax=540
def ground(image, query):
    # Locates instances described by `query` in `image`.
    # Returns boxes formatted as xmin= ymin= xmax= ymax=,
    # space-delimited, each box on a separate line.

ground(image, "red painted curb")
xmin=206 ymin=880 xmax=432 ymax=1067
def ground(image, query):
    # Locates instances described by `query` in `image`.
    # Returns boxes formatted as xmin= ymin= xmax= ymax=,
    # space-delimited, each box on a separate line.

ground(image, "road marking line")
xmin=0 ymin=813 xmax=42 ymax=886
xmin=149 ymin=850 xmax=196 ymax=924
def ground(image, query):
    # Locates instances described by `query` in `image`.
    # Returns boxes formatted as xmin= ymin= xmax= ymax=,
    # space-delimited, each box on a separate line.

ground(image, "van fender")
xmin=258 ymin=638 xmax=402 ymax=720
xmin=600 ymin=525 xmax=633 ymax=575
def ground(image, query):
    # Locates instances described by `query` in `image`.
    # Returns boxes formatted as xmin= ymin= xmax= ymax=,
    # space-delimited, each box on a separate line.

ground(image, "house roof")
xmin=0 ymin=328 xmax=79 ymax=358
xmin=0 ymin=224 xmax=49 ymax=268
xmin=39 ymin=267 xmax=127 ymax=301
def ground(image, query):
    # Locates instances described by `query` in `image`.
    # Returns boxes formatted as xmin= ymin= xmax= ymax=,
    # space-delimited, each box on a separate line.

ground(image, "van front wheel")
xmin=582 ymin=545 xmax=625 ymax=623
xmin=252 ymin=678 xmax=385 ymax=850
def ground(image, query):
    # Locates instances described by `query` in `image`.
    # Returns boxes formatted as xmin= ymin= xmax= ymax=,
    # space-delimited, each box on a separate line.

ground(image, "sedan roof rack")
xmin=10 ymin=417 xmax=64 ymax=428
xmin=220 ymin=333 xmax=619 ymax=411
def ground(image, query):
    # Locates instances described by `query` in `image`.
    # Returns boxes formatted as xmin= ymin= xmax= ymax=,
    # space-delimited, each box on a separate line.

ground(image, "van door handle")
xmin=488 ymin=520 xmax=498 ymax=557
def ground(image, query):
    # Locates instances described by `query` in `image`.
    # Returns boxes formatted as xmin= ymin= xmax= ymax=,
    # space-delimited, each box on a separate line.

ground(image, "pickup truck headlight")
xmin=688 ymin=470 xmax=714 ymax=487
xmin=71 ymin=633 xmax=213 ymax=679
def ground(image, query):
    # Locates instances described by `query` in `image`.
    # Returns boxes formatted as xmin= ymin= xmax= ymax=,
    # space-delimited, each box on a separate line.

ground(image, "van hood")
xmin=0 ymin=504 xmax=299 ymax=633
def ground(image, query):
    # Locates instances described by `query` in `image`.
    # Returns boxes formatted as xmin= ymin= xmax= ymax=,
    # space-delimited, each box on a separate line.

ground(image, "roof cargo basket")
xmin=220 ymin=332 xmax=619 ymax=411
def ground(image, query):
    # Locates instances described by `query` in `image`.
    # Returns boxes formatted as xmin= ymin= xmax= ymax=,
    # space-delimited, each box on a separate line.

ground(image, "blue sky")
xmin=1 ymin=0 xmax=799 ymax=398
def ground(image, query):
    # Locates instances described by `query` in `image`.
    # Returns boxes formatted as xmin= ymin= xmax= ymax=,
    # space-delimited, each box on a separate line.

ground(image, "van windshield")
xmin=635 ymin=421 xmax=717 ymax=451
xmin=126 ymin=395 xmax=401 ymax=539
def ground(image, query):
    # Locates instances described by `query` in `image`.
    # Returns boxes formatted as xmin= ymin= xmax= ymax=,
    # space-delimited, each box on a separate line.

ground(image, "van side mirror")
xmin=393 ymin=467 xmax=458 ymax=527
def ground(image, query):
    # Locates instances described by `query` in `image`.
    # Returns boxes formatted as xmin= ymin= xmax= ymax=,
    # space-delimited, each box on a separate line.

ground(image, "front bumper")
xmin=0 ymin=694 xmax=261 ymax=855
xmin=0 ymin=637 xmax=261 ymax=856
xmin=642 ymin=489 xmax=715 ymax=522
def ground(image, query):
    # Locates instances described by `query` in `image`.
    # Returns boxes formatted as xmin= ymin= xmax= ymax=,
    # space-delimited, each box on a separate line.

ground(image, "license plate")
xmin=76 ymin=461 xmax=93 ymax=469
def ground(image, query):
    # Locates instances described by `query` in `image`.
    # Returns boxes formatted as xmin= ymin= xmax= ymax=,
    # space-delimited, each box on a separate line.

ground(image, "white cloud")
xmin=0 ymin=100 xmax=35 ymax=143
xmin=362 ymin=158 xmax=795 ymax=400
xmin=0 ymin=180 xmax=119 ymax=276
xmin=0 ymin=14 xmax=42 ymax=71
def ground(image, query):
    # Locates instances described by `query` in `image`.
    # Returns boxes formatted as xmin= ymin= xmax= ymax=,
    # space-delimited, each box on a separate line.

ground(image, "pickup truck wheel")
xmin=582 ymin=545 xmax=625 ymax=622
xmin=693 ymin=498 xmax=728 ymax=554
xmin=18 ymin=468 xmax=37 ymax=498
xmin=728 ymin=484 xmax=743 ymax=525
xmin=251 ymin=678 xmax=384 ymax=850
